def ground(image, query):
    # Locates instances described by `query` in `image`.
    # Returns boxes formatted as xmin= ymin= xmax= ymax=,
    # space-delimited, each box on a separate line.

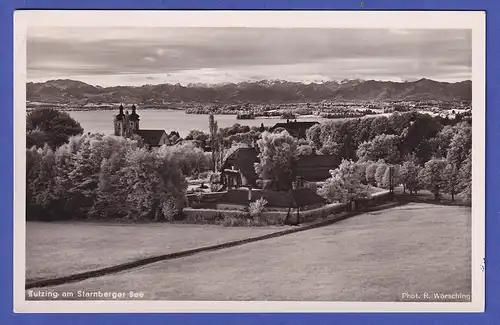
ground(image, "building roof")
xmin=218 ymin=188 xmax=326 ymax=208
xmin=136 ymin=129 xmax=167 ymax=147
xmin=296 ymin=155 xmax=338 ymax=168
xmin=294 ymin=155 xmax=339 ymax=181
xmin=221 ymin=147 xmax=259 ymax=185
xmin=270 ymin=121 xmax=319 ymax=131
xmin=291 ymin=187 xmax=327 ymax=207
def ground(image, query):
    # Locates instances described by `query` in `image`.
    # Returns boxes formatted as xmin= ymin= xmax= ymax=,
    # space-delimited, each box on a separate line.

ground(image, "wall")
xmin=183 ymin=190 xmax=393 ymax=226
xmin=299 ymin=202 xmax=348 ymax=223
xmin=216 ymin=203 xmax=247 ymax=211
xmin=159 ymin=133 xmax=168 ymax=146
xmin=183 ymin=208 xmax=248 ymax=221
xmin=187 ymin=192 xmax=226 ymax=204
xmin=356 ymin=190 xmax=392 ymax=209
xmin=241 ymin=173 xmax=248 ymax=186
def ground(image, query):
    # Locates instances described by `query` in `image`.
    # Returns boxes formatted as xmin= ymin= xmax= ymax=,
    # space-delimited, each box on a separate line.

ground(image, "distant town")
xmin=26 ymin=78 xmax=472 ymax=122
xmin=27 ymin=98 xmax=472 ymax=121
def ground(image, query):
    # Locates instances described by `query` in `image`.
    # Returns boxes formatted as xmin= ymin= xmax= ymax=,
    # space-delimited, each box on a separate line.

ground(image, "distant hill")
xmin=26 ymin=78 xmax=472 ymax=105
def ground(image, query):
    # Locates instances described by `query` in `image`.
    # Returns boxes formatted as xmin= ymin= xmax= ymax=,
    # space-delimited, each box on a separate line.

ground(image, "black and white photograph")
xmin=14 ymin=11 xmax=485 ymax=312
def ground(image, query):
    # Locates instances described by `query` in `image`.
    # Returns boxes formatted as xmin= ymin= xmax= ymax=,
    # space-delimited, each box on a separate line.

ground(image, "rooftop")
xmin=136 ymin=129 xmax=167 ymax=147
xmin=221 ymin=147 xmax=259 ymax=185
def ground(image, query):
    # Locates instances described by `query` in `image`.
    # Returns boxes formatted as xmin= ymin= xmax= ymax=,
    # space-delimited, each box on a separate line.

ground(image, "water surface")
xmin=69 ymin=110 xmax=331 ymax=136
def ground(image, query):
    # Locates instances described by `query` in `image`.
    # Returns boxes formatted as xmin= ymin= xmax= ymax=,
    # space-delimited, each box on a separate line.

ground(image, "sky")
xmin=27 ymin=27 xmax=472 ymax=87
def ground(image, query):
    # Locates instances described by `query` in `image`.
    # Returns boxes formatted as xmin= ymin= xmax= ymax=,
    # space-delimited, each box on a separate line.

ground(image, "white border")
xmin=13 ymin=10 xmax=486 ymax=313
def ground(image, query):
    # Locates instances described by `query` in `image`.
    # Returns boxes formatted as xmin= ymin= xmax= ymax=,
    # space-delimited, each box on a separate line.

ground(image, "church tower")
xmin=114 ymin=104 xmax=126 ymax=136
xmin=129 ymin=104 xmax=140 ymax=133
xmin=123 ymin=109 xmax=132 ymax=137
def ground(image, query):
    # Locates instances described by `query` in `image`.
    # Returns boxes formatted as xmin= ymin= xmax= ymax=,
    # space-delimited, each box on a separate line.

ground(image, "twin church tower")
xmin=113 ymin=104 xmax=169 ymax=147
xmin=113 ymin=104 xmax=140 ymax=137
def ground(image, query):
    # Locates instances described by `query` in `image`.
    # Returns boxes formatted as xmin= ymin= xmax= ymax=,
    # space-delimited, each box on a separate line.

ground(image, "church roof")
xmin=136 ymin=129 xmax=167 ymax=147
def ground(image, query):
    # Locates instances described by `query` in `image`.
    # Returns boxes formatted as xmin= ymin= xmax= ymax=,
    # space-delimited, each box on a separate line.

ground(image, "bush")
xmin=249 ymin=198 xmax=268 ymax=218
xmin=217 ymin=215 xmax=249 ymax=227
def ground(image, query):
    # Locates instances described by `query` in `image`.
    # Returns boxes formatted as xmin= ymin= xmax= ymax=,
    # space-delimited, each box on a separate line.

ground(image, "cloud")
xmin=27 ymin=27 xmax=472 ymax=85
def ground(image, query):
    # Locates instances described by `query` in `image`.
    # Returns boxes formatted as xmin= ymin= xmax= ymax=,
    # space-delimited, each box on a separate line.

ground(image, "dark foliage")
xmin=26 ymin=108 xmax=84 ymax=149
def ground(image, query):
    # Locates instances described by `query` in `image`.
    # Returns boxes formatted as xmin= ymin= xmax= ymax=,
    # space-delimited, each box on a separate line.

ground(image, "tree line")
xmin=25 ymin=108 xmax=472 ymax=222
xmin=252 ymin=111 xmax=471 ymax=203
xmin=26 ymin=108 xmax=211 ymax=221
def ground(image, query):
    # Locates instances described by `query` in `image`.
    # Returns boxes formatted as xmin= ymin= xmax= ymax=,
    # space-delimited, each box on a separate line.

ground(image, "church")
xmin=113 ymin=104 xmax=170 ymax=147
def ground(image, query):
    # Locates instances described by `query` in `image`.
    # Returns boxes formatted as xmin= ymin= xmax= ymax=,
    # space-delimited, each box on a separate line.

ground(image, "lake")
xmin=68 ymin=110 xmax=332 ymax=137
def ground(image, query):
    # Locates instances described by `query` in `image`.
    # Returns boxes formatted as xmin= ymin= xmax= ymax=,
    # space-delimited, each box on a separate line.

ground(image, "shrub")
xmin=217 ymin=215 xmax=249 ymax=227
xmin=249 ymin=198 xmax=268 ymax=218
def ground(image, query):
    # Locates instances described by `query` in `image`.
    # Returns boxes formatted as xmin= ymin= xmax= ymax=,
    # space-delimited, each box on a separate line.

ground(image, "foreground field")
xmin=29 ymin=203 xmax=472 ymax=301
xmin=26 ymin=222 xmax=286 ymax=281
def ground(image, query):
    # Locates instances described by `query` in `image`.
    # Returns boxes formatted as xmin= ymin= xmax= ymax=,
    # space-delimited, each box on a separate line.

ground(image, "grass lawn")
xmin=26 ymin=222 xmax=286 ymax=281
xmin=30 ymin=203 xmax=471 ymax=302
xmin=394 ymin=186 xmax=469 ymax=205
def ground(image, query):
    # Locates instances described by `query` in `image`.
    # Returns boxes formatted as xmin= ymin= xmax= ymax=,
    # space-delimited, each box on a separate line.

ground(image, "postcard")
xmin=14 ymin=10 xmax=485 ymax=313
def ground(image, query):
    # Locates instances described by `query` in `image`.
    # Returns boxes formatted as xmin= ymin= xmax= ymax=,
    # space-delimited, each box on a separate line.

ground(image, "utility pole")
xmin=389 ymin=165 xmax=395 ymax=200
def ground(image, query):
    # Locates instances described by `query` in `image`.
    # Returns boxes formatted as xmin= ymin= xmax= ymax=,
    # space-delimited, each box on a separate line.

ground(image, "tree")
xmin=401 ymin=113 xmax=443 ymax=160
xmin=26 ymin=108 xmax=84 ymax=149
xmin=418 ymin=158 xmax=447 ymax=200
xmin=27 ymin=144 xmax=60 ymax=219
xmin=431 ymin=125 xmax=456 ymax=158
xmin=28 ymin=144 xmax=55 ymax=206
xmin=354 ymin=161 xmax=369 ymax=184
xmin=446 ymin=123 xmax=472 ymax=170
xmin=90 ymin=158 xmax=119 ymax=219
xmin=356 ymin=134 xmax=400 ymax=164
xmin=365 ymin=160 xmax=381 ymax=186
xmin=185 ymin=129 xmax=210 ymax=148
xmin=254 ymin=131 xmax=298 ymax=191
xmin=318 ymin=138 xmax=341 ymax=156
xmin=157 ymin=142 xmax=211 ymax=177
xmin=389 ymin=112 xmax=417 ymax=135
xmin=374 ymin=162 xmax=388 ymax=188
xmin=208 ymin=114 xmax=219 ymax=171
xmin=306 ymin=124 xmax=322 ymax=150
xmin=399 ymin=160 xmax=422 ymax=194
xmin=458 ymin=149 xmax=472 ymax=203
xmin=381 ymin=164 xmax=400 ymax=189
xmin=120 ymin=148 xmax=164 ymax=221
xmin=442 ymin=162 xmax=460 ymax=201
xmin=318 ymin=159 xmax=368 ymax=203
xmin=64 ymin=136 xmax=103 ymax=218
xmin=297 ymin=144 xmax=315 ymax=156
xmin=25 ymin=132 xmax=190 ymax=222
xmin=369 ymin=116 xmax=393 ymax=138
xmin=155 ymin=150 xmax=189 ymax=220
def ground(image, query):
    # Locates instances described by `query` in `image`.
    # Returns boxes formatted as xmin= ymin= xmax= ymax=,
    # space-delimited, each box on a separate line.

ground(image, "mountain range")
xmin=26 ymin=78 xmax=472 ymax=106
